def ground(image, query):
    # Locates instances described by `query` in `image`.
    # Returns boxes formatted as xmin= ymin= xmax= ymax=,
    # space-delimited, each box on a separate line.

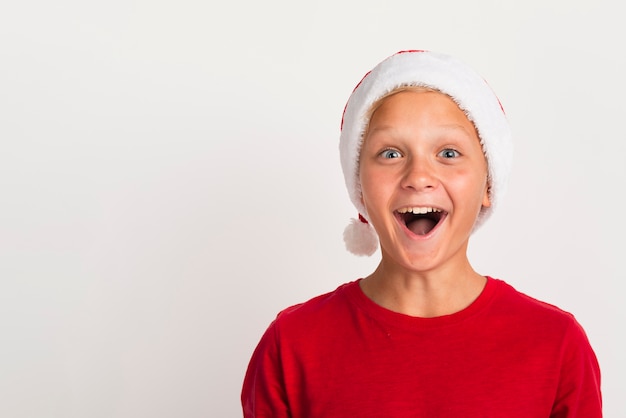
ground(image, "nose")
xmin=400 ymin=156 xmax=438 ymax=192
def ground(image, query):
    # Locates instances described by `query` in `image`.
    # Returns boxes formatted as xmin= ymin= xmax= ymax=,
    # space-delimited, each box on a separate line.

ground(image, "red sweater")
xmin=242 ymin=278 xmax=601 ymax=417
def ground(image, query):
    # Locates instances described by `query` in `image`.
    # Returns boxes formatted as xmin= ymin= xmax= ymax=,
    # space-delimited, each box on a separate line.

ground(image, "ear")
xmin=482 ymin=183 xmax=491 ymax=208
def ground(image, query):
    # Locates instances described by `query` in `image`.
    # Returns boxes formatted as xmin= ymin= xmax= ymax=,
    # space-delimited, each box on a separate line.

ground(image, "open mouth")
xmin=396 ymin=207 xmax=446 ymax=236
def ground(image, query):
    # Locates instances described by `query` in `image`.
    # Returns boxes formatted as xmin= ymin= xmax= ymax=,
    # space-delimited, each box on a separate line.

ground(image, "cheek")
xmin=359 ymin=165 xmax=387 ymax=211
xmin=450 ymin=168 xmax=489 ymax=203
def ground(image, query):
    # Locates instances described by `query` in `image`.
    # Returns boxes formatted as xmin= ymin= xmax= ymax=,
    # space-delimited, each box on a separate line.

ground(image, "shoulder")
xmin=249 ymin=280 xmax=364 ymax=364
xmin=244 ymin=281 xmax=359 ymax=363
xmin=488 ymin=278 xmax=599 ymax=367
xmin=491 ymin=278 xmax=577 ymax=323
xmin=490 ymin=279 xmax=602 ymax=414
xmin=489 ymin=278 xmax=597 ymax=352
xmin=273 ymin=280 xmax=358 ymax=329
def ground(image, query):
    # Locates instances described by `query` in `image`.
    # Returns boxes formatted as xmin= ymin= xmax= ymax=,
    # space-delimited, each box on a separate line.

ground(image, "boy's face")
xmin=359 ymin=90 xmax=490 ymax=273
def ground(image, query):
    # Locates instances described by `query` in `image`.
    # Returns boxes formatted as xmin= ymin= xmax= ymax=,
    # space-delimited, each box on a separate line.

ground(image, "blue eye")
xmin=380 ymin=149 xmax=402 ymax=159
xmin=439 ymin=148 xmax=460 ymax=159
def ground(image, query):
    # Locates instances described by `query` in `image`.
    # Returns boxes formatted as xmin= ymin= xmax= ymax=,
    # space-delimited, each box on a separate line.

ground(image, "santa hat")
xmin=340 ymin=50 xmax=513 ymax=256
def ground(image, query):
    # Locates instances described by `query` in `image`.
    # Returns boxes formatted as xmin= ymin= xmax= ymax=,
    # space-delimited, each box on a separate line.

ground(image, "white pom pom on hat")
xmin=343 ymin=214 xmax=379 ymax=257
xmin=339 ymin=50 xmax=513 ymax=256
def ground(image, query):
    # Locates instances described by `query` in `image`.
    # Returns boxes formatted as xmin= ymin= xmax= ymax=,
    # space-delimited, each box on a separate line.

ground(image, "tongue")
xmin=407 ymin=218 xmax=436 ymax=235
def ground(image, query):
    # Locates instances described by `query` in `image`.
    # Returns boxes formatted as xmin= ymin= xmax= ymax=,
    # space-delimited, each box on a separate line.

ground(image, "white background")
xmin=1 ymin=0 xmax=624 ymax=416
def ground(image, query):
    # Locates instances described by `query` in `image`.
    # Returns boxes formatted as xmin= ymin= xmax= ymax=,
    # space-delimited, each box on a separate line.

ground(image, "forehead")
xmin=367 ymin=89 xmax=474 ymax=129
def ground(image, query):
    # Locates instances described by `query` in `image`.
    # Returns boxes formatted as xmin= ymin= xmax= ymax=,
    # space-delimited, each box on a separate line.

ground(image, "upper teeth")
xmin=397 ymin=207 xmax=442 ymax=214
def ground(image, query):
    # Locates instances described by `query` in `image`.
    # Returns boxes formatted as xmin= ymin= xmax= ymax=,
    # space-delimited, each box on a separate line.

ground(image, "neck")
xmin=360 ymin=257 xmax=486 ymax=318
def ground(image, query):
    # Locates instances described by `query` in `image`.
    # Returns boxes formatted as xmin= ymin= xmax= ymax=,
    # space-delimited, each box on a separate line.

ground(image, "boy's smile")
xmin=359 ymin=89 xmax=490 ymax=273
xmin=395 ymin=206 xmax=446 ymax=237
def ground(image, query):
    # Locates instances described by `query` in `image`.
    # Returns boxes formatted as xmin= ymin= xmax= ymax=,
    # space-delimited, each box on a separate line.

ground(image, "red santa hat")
xmin=340 ymin=50 xmax=513 ymax=256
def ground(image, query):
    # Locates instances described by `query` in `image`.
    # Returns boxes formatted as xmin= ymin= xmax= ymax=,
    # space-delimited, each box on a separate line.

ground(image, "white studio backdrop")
xmin=1 ymin=1 xmax=623 ymax=417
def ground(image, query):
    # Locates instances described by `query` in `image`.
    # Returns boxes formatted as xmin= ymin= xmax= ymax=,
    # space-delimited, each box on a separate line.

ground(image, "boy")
xmin=241 ymin=50 xmax=602 ymax=417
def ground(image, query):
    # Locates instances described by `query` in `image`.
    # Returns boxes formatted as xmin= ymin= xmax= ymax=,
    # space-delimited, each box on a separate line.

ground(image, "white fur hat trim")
xmin=339 ymin=50 xmax=513 ymax=256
